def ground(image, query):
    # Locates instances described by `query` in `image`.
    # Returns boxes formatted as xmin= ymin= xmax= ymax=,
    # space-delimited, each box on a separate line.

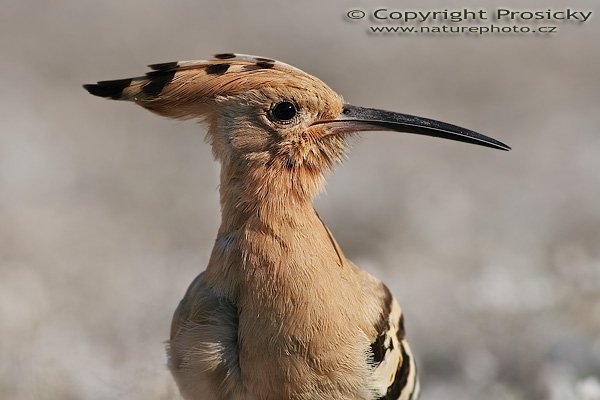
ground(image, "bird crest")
xmin=83 ymin=53 xmax=342 ymax=121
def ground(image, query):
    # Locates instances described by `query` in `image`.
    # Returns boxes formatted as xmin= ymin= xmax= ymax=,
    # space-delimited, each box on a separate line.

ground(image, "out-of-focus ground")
xmin=1 ymin=1 xmax=599 ymax=399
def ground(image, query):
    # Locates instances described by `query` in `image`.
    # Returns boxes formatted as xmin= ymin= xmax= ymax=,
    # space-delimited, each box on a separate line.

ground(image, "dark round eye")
xmin=271 ymin=101 xmax=298 ymax=122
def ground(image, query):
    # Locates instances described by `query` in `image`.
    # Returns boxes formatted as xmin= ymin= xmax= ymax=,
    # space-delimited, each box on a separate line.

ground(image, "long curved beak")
xmin=313 ymin=104 xmax=510 ymax=151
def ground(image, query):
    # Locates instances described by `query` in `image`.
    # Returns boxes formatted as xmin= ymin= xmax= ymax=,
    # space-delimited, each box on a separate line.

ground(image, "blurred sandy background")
xmin=1 ymin=0 xmax=599 ymax=399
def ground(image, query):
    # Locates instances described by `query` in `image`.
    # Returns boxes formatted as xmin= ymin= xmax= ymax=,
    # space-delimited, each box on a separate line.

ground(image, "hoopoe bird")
xmin=84 ymin=53 xmax=509 ymax=400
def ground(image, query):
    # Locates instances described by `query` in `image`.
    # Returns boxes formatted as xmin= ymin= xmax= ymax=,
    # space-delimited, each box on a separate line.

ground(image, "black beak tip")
xmin=490 ymin=140 xmax=511 ymax=151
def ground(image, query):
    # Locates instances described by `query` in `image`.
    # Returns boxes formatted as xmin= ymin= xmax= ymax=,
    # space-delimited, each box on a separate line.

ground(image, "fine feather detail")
xmin=168 ymin=273 xmax=243 ymax=399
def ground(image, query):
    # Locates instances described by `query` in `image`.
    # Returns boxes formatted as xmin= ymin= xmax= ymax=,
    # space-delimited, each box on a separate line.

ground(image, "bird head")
xmin=84 ymin=53 xmax=509 ymax=203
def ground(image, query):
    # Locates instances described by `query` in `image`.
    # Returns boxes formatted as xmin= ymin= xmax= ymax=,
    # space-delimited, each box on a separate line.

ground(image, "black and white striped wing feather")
xmin=369 ymin=286 xmax=420 ymax=400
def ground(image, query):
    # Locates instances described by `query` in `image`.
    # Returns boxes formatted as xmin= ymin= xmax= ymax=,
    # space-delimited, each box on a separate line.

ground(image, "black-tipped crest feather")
xmin=83 ymin=78 xmax=132 ymax=99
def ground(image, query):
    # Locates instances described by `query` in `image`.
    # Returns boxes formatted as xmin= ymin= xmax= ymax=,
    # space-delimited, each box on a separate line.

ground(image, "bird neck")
xmin=204 ymin=156 xmax=346 ymax=301
xmin=216 ymin=156 xmax=325 ymax=233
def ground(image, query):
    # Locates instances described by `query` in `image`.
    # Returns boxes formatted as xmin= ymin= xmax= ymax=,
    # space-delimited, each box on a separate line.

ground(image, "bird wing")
xmin=168 ymin=272 xmax=242 ymax=400
xmin=348 ymin=262 xmax=420 ymax=400
xmin=368 ymin=287 xmax=420 ymax=400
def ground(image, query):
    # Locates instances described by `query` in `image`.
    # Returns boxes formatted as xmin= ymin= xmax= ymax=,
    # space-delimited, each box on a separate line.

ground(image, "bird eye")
xmin=270 ymin=101 xmax=298 ymax=123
